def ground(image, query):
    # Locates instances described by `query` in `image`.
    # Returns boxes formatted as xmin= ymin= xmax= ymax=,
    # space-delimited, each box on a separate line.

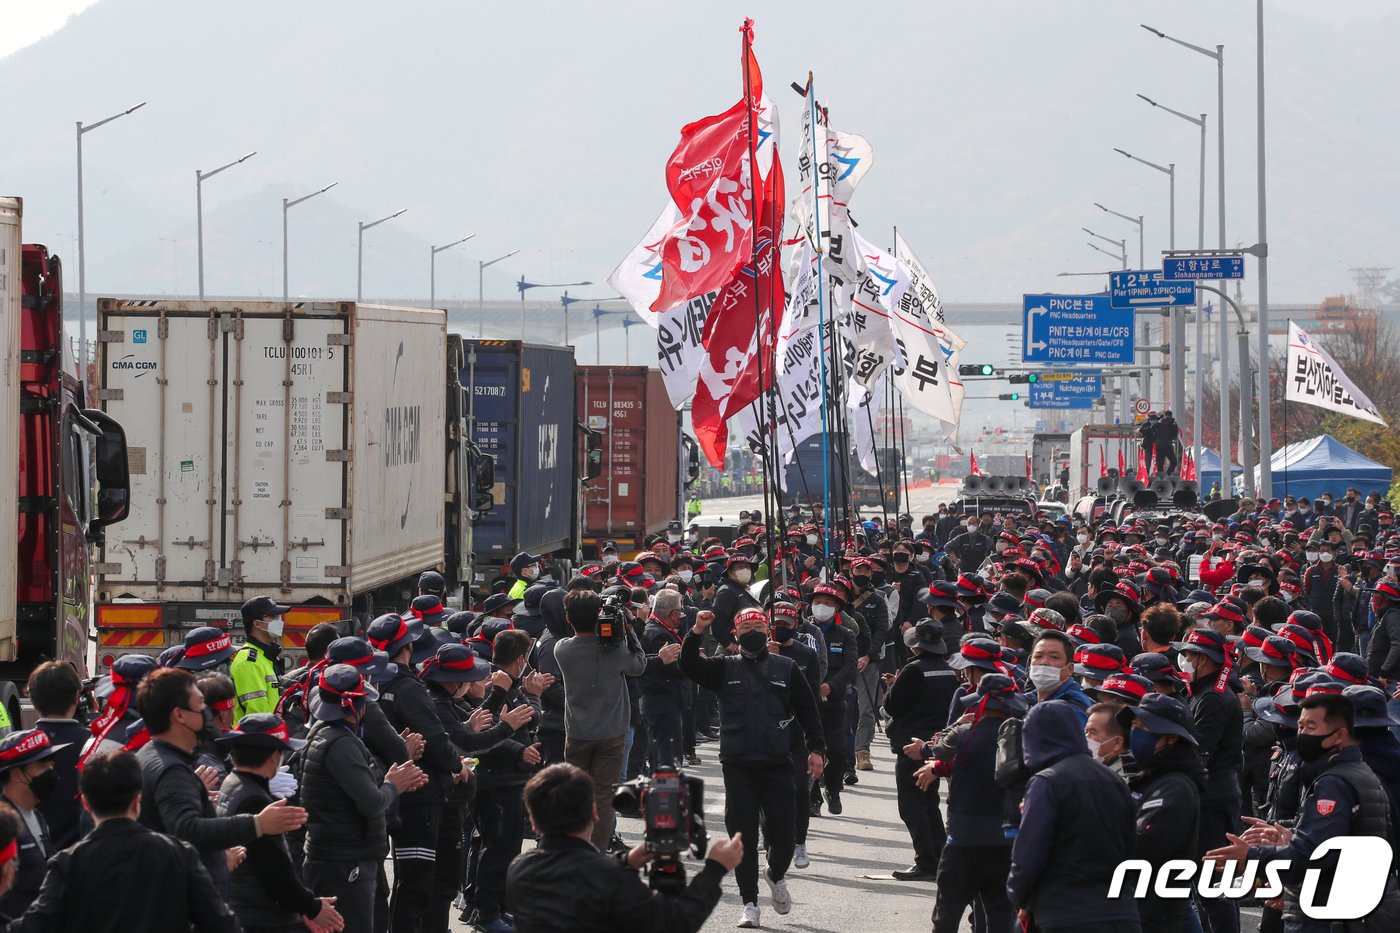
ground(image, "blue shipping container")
xmin=462 ymin=341 xmax=577 ymax=566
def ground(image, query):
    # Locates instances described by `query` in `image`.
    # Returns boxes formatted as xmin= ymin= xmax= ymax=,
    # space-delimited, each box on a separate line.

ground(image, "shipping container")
xmin=576 ymin=367 xmax=679 ymax=558
xmin=0 ymin=200 xmax=20 ymax=668
xmin=462 ymin=340 xmax=578 ymax=582
xmin=95 ymin=299 xmax=448 ymax=667
xmin=1031 ymin=433 xmax=1072 ymax=487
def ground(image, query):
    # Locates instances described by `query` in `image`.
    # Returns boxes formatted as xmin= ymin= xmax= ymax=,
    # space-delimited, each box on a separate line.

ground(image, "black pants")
xmin=722 ymin=762 xmax=796 ymax=905
xmin=425 ymin=805 xmax=464 ymax=933
xmin=469 ymin=786 xmax=526 ymax=922
xmin=1197 ymin=799 xmax=1241 ymax=933
xmin=896 ymin=753 xmax=945 ymax=871
xmin=539 ymin=729 xmax=566 ymax=767
xmin=640 ymin=695 xmax=685 ymax=767
xmin=390 ymin=803 xmax=441 ymax=932
xmin=818 ymin=701 xmax=847 ymax=799
xmin=304 ymin=857 xmax=378 ymax=933
xmin=695 ymin=687 xmax=719 ymax=734
xmin=931 ymin=844 xmax=1012 ymax=933
xmin=790 ymin=747 xmax=812 ymax=846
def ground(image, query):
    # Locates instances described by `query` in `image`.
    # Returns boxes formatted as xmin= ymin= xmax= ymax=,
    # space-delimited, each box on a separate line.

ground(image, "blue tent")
xmin=1187 ymin=447 xmax=1242 ymax=482
xmin=1242 ymin=435 xmax=1392 ymax=501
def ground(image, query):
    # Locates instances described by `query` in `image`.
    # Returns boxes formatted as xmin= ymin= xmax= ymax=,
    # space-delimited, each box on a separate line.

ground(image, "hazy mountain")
xmin=3 ymin=0 xmax=1399 ymax=306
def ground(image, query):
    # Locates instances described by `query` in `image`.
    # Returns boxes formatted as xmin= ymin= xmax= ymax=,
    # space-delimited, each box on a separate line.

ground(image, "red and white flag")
xmin=1182 ymin=451 xmax=1197 ymax=481
xmin=1100 ymin=445 xmax=1108 ymax=478
xmin=1136 ymin=448 xmax=1150 ymax=483
xmin=1026 ymin=453 xmax=1033 ymax=485
xmin=970 ymin=451 xmax=983 ymax=477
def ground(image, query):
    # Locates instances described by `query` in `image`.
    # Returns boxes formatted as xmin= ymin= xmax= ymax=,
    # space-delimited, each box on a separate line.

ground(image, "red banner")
xmin=1136 ymin=447 xmax=1150 ymax=483
xmin=970 ymin=451 xmax=982 ymax=477
xmin=1100 ymin=444 xmax=1108 ymax=477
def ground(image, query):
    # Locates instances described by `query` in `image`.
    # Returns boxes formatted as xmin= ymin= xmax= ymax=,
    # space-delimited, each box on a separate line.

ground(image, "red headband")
xmin=184 ymin=633 xmax=232 ymax=660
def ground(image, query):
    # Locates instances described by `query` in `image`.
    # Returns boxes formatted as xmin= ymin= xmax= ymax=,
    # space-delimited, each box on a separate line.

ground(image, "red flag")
xmin=1183 ymin=451 xmax=1197 ymax=481
xmin=689 ymin=21 xmax=786 ymax=466
xmin=1136 ymin=448 xmax=1149 ymax=483
xmin=1118 ymin=448 xmax=1126 ymax=476
xmin=970 ymin=451 xmax=983 ymax=476
xmin=1026 ymin=453 xmax=1033 ymax=485
xmin=1099 ymin=444 xmax=1108 ymax=477
xmin=650 ymin=24 xmax=775 ymax=313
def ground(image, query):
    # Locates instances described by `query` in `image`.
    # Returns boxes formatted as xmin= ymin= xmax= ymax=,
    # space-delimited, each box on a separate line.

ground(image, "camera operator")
xmin=506 ymin=763 xmax=743 ymax=932
xmin=681 ymin=607 xmax=825 ymax=929
xmin=555 ymin=588 xmax=649 ymax=852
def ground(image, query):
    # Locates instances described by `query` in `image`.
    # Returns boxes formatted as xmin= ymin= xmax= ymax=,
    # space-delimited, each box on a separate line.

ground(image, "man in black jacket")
xmin=0 ymin=729 xmax=63 ymax=920
xmin=884 ymin=617 xmax=959 ymax=882
xmin=710 ymin=553 xmax=761 ymax=650
xmin=506 ymin=763 xmax=743 ymax=932
xmin=27 ymin=662 xmax=87 ymax=851
xmin=927 ymin=673 xmax=1026 ymax=933
xmin=368 ymin=613 xmax=474 ymax=933
xmin=808 ymin=584 xmax=857 ymax=816
xmin=849 ymin=559 xmax=892 ymax=773
xmin=5 ymin=751 xmax=240 ymax=932
xmin=215 ymin=713 xmax=342 ymax=933
xmin=771 ymin=602 xmax=822 ymax=870
xmin=135 ymin=667 xmax=306 ymax=899
xmin=681 ymin=607 xmax=825 ymax=929
xmin=945 ymin=517 xmax=994 ymax=575
xmin=1119 ymin=694 xmax=1203 ymax=933
xmin=1170 ymin=627 xmax=1243 ymax=933
xmin=302 ymin=664 xmax=426 ymax=933
xmin=639 ymin=589 xmax=689 ymax=767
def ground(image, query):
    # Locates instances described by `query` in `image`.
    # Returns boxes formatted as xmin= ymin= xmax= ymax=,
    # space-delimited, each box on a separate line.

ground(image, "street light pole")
xmin=282 ymin=182 xmax=337 ymax=302
xmin=1093 ymin=203 xmax=1144 ymax=268
xmin=1083 ymin=228 xmax=1128 ymax=269
xmin=196 ymin=151 xmax=257 ymax=300
xmin=1255 ymin=0 xmax=1273 ymax=497
xmin=476 ymin=250 xmax=519 ymax=338
xmin=429 ymin=234 xmax=475 ymax=310
xmin=1113 ymin=148 xmax=1179 ymax=412
xmin=516 ymin=276 xmax=593 ymax=341
xmin=77 ymin=101 xmax=145 ymax=357
xmin=356 ymin=208 xmax=406 ymax=302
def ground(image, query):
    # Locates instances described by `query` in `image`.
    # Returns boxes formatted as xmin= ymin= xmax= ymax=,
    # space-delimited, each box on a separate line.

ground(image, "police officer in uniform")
xmin=681 ymin=607 xmax=825 ymax=929
xmin=215 ymin=713 xmax=342 ymax=933
xmin=233 ymin=596 xmax=289 ymax=724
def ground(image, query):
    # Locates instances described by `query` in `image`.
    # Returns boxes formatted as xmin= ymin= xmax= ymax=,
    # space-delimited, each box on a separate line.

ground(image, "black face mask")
xmin=737 ymin=630 xmax=769 ymax=655
xmin=852 ymin=575 xmax=872 ymax=589
xmin=1296 ymin=729 xmax=1338 ymax=763
xmin=26 ymin=768 xmax=58 ymax=802
xmin=871 ymin=571 xmax=887 ymax=587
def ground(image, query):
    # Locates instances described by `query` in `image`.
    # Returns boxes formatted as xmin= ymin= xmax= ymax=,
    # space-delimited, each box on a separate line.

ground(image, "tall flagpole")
xmin=807 ymin=72 xmax=833 ymax=565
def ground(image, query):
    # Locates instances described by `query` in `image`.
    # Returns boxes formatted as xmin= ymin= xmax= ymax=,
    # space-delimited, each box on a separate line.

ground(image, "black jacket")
xmin=217 ymin=770 xmax=321 ymax=927
xmin=1367 ymin=605 xmax=1400 ymax=679
xmin=945 ymin=531 xmax=993 ymax=573
xmin=378 ymin=669 xmax=461 ymax=805
xmin=711 ymin=580 xmax=760 ymax=648
xmin=639 ymin=618 xmax=688 ymax=703
xmin=0 ymin=794 xmax=48 ymax=920
xmin=1128 ymin=742 xmax=1204 ymax=933
xmin=506 ymin=834 xmax=725 ymax=933
xmin=931 ymin=712 xmax=1016 ymax=847
xmin=883 ymin=652 xmax=959 ymax=751
xmin=300 ymin=720 xmax=397 ymax=862
xmin=474 ymin=678 xmax=542 ymax=790
xmin=136 ymin=738 xmax=258 ymax=896
xmin=3 ymin=818 xmax=238 ymax=932
xmin=1187 ymin=671 xmax=1244 ymax=805
xmin=814 ymin=620 xmax=857 ymax=703
xmin=33 ymin=719 xmax=87 ymax=850
xmin=849 ymin=587 xmax=891 ymax=660
xmin=534 ymin=630 xmax=568 ymax=739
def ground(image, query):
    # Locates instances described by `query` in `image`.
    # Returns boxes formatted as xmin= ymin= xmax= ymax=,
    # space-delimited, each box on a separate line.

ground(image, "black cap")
xmin=1116 ymin=693 xmax=1198 ymax=744
xmin=903 ymin=620 xmax=948 ymax=654
xmin=0 ymin=729 xmax=68 ymax=772
xmin=958 ymin=673 xmax=1028 ymax=715
xmin=445 ymin=610 xmax=478 ymax=638
xmin=173 ymin=627 xmax=237 ymax=671
xmin=241 ymin=595 xmax=290 ymax=629
xmin=480 ymin=593 xmax=522 ymax=617
xmin=418 ymin=571 xmax=447 ymax=595
xmin=510 ymin=551 xmax=540 ymax=573
xmin=366 ymin=613 xmax=422 ymax=657
xmin=310 ymin=664 xmax=376 ymax=722
xmin=420 ymin=644 xmax=493 ymax=683
xmin=1171 ymin=627 xmax=1228 ymax=664
xmin=918 ymin=581 xmax=961 ymax=609
xmin=326 ymin=637 xmax=397 ymax=683
xmin=1343 ymin=684 xmax=1400 ymax=729
xmin=215 ymin=713 xmax=303 ymax=752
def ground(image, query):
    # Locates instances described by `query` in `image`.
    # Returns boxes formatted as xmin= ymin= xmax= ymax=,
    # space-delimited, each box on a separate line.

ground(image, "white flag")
xmin=848 ymin=371 xmax=885 ymax=475
xmin=891 ymin=230 xmax=966 ymax=436
xmin=607 ymin=202 xmax=685 ymax=325
xmin=654 ymin=292 xmax=715 ymax=409
xmin=1285 ymin=321 xmax=1387 ymax=425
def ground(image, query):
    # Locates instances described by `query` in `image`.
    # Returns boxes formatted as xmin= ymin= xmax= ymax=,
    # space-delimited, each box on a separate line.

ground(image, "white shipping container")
xmin=0 ymin=199 xmax=20 ymax=655
xmin=96 ymin=300 xmax=446 ymax=608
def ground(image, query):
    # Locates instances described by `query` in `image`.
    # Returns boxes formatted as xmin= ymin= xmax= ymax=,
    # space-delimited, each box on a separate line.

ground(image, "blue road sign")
xmin=1021 ymin=294 xmax=1135 ymax=365
xmin=1109 ymin=270 xmax=1196 ymax=309
xmin=1028 ymin=375 xmax=1102 ymax=409
xmin=1163 ymin=254 xmax=1245 ymax=280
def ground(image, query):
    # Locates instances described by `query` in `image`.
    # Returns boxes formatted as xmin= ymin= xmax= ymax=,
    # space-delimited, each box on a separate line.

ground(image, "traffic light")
xmin=959 ymin=364 xmax=996 ymax=376
xmin=1007 ymin=373 xmax=1041 ymax=384
xmin=998 ymin=393 xmax=1021 ymax=401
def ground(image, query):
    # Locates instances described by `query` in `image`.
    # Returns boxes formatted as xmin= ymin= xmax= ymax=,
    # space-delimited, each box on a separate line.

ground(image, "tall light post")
xmin=1083 ymin=228 xmax=1127 ymax=269
xmin=429 ymin=234 xmax=475 ymax=310
xmin=621 ymin=314 xmax=644 ymax=365
xmin=1113 ymin=147 xmax=1178 ymax=413
xmin=516 ymin=276 xmax=592 ymax=341
xmin=356 ymin=208 xmax=406 ymax=302
xmin=77 ymin=101 xmax=146 ymax=356
xmin=560 ymin=292 xmax=623 ymax=348
xmin=592 ymin=305 xmax=627 ymax=363
xmin=1092 ymin=203 xmax=1144 ymax=268
xmin=282 ymin=182 xmax=336 ymax=301
xmin=196 ymin=151 xmax=257 ymax=300
xmin=1141 ymin=24 xmax=1228 ymax=489
xmin=1254 ymin=0 xmax=1273 ymax=497
xmin=1137 ymin=93 xmax=1207 ymax=453
xmin=476 ymin=250 xmax=519 ymax=337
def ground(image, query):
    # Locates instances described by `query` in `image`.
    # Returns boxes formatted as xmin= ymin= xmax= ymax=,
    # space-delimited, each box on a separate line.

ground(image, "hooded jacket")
xmin=1006 ymin=701 xmax=1138 ymax=928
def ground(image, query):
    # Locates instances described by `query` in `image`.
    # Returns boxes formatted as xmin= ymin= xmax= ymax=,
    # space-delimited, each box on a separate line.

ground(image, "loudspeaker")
xmin=1150 ymin=476 xmax=1177 ymax=499
xmin=1096 ymin=476 xmax=1118 ymax=495
xmin=1005 ymin=476 xmax=1029 ymax=494
xmin=1173 ymin=481 xmax=1200 ymax=508
xmin=1134 ymin=490 xmax=1161 ymax=509
xmin=1116 ymin=477 xmax=1144 ymax=497
xmin=981 ymin=475 xmax=1006 ymax=494
xmin=962 ymin=474 xmax=984 ymax=492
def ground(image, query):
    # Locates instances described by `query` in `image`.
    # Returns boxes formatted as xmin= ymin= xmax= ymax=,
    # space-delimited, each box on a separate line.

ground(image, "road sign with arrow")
xmin=1021 ymin=294 xmax=1135 ymax=365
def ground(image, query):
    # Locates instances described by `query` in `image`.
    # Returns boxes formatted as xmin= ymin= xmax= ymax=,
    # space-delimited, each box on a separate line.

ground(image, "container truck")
xmin=94 ymin=299 xmax=478 ymax=672
xmin=461 ymin=340 xmax=584 ymax=588
xmin=0 ymin=198 xmax=131 ymax=720
xmin=576 ymin=366 xmax=682 ymax=560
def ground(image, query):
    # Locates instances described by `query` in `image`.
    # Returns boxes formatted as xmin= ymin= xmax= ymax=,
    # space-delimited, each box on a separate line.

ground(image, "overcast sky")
xmin=4 ymin=0 xmax=1400 ymax=306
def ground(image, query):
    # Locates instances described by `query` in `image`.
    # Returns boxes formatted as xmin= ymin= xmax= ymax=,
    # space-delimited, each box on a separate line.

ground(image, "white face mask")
xmin=677 ymin=569 xmax=694 ymax=583
xmin=915 ymin=553 xmax=931 ymax=564
xmin=1028 ymin=664 xmax=1063 ymax=692
xmin=805 ymin=534 xmax=818 ymax=546
xmin=1306 ymin=551 xmax=1319 ymax=563
xmin=1156 ymin=537 xmax=1170 ymax=547
xmin=1212 ymin=534 xmax=1225 ymax=542
xmin=811 ymin=603 xmax=837 ymax=622
xmin=668 ymin=534 xmax=682 ymax=544
xmin=1320 ymin=552 xmax=1335 ymax=563
xmin=1077 ymin=533 xmax=1090 ymax=545
xmin=967 ymin=523 xmax=979 ymax=533
xmin=732 ymin=568 xmax=753 ymax=585
xmin=1085 ymin=734 xmax=1109 ymax=761
xmin=1177 ymin=655 xmax=1196 ymax=679
xmin=266 ymin=616 xmax=285 ymax=638
xmin=522 ymin=565 xmax=539 ymax=580
xmin=995 ymin=542 xmax=1009 ymax=553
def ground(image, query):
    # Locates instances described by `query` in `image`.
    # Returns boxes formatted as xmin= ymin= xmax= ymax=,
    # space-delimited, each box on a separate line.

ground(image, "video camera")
xmin=614 ymin=759 xmax=708 ymax=894
xmin=595 ymin=591 xmax=631 ymax=648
